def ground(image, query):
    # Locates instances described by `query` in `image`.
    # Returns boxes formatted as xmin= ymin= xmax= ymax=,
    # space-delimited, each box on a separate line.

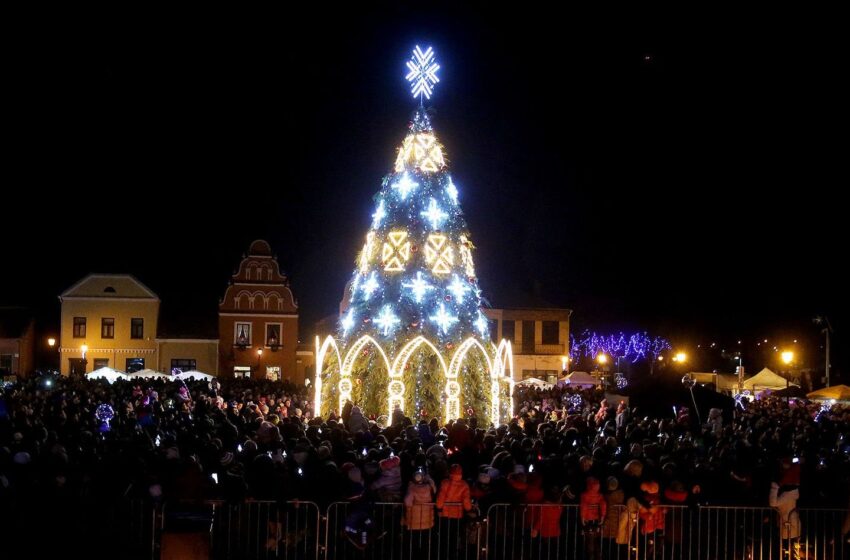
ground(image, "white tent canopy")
xmin=175 ymin=370 xmax=213 ymax=381
xmin=567 ymin=371 xmax=602 ymax=386
xmin=86 ymin=367 xmax=128 ymax=384
xmin=515 ymin=377 xmax=554 ymax=390
xmin=742 ymin=368 xmax=796 ymax=393
xmin=127 ymin=369 xmax=171 ymax=380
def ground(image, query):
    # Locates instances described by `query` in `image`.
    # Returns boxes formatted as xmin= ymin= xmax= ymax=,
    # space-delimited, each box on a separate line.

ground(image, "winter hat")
xmin=317 ymin=446 xmax=331 ymax=461
xmin=220 ymin=452 xmax=234 ymax=467
xmin=640 ymin=481 xmax=660 ymax=494
xmin=13 ymin=451 xmax=31 ymax=465
xmin=380 ymin=456 xmax=400 ymax=471
xmin=294 ymin=408 xmax=303 ymax=418
xmin=606 ymin=476 xmax=619 ymax=492
xmin=347 ymin=466 xmax=363 ymax=484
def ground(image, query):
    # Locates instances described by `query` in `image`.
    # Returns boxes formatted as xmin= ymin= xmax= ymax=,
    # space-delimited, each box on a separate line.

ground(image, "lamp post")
xmin=256 ymin=348 xmax=263 ymax=379
xmin=80 ymin=344 xmax=88 ymax=376
xmin=781 ymin=350 xmax=794 ymax=402
xmin=814 ymin=316 xmax=833 ymax=387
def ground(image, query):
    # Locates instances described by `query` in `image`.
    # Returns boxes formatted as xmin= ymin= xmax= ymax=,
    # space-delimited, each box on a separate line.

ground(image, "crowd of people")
xmin=1 ymin=374 xmax=849 ymax=553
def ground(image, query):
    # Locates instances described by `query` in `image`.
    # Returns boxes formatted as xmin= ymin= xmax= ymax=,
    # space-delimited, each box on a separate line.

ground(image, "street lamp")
xmin=673 ymin=352 xmax=687 ymax=363
xmin=256 ymin=348 xmax=263 ymax=378
xmin=80 ymin=344 xmax=88 ymax=376
xmin=47 ymin=337 xmax=56 ymax=348
xmin=597 ymin=354 xmax=608 ymax=365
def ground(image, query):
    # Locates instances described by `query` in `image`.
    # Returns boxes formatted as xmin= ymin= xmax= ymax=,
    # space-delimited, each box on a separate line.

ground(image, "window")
xmin=171 ymin=359 xmax=196 ymax=375
xmin=93 ymin=358 xmax=109 ymax=369
xmin=502 ymin=320 xmax=515 ymax=341
xmin=542 ymin=321 xmax=559 ymax=345
xmin=131 ymin=318 xmax=144 ymax=339
xmin=234 ymin=366 xmax=251 ymax=379
xmin=522 ymin=369 xmax=558 ymax=381
xmin=234 ymin=322 xmax=252 ymax=346
xmin=266 ymin=366 xmax=281 ymax=381
xmin=266 ymin=323 xmax=282 ymax=347
xmin=125 ymin=358 xmax=145 ymax=374
xmin=101 ymin=318 xmax=115 ymax=339
xmin=489 ymin=319 xmax=499 ymax=343
xmin=0 ymin=354 xmax=12 ymax=373
xmin=522 ymin=321 xmax=535 ymax=353
xmin=73 ymin=317 xmax=86 ymax=338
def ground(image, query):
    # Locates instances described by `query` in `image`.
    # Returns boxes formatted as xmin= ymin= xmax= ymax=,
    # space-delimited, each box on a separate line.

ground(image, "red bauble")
xmin=445 ymin=295 xmax=452 ymax=302
xmin=411 ymin=245 xmax=418 ymax=253
xmin=420 ymin=408 xmax=428 ymax=417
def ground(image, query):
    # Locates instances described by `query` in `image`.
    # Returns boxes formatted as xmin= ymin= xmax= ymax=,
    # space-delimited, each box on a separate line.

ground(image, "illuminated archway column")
xmin=340 ymin=335 xmax=394 ymax=415
xmin=314 ymin=336 xmax=343 ymax=416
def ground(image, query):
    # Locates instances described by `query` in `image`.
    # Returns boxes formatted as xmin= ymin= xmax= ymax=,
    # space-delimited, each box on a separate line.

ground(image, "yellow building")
xmin=59 ymin=274 xmax=160 ymax=375
xmin=482 ymin=307 xmax=571 ymax=385
xmin=157 ymin=338 xmax=219 ymax=376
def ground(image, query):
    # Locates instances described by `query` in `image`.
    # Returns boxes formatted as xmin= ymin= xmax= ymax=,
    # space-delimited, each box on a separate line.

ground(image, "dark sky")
xmin=3 ymin=7 xmax=845 ymax=374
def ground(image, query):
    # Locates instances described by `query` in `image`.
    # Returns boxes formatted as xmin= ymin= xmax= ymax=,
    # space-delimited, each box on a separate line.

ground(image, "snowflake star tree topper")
xmin=406 ymin=45 xmax=440 ymax=102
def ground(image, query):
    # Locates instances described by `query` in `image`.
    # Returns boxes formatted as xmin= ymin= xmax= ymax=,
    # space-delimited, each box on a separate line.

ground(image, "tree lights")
xmin=314 ymin=46 xmax=513 ymax=424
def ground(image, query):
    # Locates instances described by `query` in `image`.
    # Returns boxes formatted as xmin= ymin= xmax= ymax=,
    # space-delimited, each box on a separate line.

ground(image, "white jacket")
xmin=769 ymin=483 xmax=801 ymax=539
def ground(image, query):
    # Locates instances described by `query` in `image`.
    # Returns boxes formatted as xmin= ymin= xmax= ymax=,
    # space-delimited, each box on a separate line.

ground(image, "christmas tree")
xmin=314 ymin=46 xmax=513 ymax=425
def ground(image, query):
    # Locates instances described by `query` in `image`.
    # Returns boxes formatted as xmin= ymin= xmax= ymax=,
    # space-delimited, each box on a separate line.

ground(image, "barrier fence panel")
xmin=124 ymin=499 xmax=159 ymax=560
xmin=698 ymin=506 xmax=780 ymax=560
xmin=324 ymin=501 xmax=480 ymax=560
xmin=483 ymin=503 xmax=702 ymax=560
xmin=796 ymin=509 xmax=848 ymax=560
xmin=205 ymin=500 xmax=320 ymax=560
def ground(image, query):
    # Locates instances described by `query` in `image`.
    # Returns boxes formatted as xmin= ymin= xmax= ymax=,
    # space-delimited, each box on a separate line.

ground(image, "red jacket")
xmin=580 ymin=477 xmax=608 ymax=523
xmin=437 ymin=465 xmax=472 ymax=519
xmin=532 ymin=501 xmax=563 ymax=538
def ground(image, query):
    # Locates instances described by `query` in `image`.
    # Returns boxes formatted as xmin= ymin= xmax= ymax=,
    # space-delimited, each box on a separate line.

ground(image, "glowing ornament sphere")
xmin=615 ymin=373 xmax=628 ymax=390
xmin=96 ymin=403 xmax=115 ymax=432
xmin=569 ymin=394 xmax=583 ymax=410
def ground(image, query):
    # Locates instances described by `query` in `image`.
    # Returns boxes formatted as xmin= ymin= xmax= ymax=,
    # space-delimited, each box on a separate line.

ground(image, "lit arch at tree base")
xmin=314 ymin=335 xmax=515 ymax=426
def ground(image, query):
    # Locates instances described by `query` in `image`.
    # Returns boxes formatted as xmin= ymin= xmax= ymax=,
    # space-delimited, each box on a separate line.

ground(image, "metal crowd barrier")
xmin=126 ymin=500 xmax=848 ymax=560
xmin=324 ymin=501 xmax=480 ymax=560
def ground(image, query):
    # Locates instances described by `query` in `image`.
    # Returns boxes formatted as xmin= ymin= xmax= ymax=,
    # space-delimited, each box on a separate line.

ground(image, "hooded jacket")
xmin=404 ymin=477 xmax=436 ymax=530
xmin=437 ymin=465 xmax=472 ymax=519
xmin=580 ymin=477 xmax=608 ymax=523
xmin=347 ymin=406 xmax=370 ymax=434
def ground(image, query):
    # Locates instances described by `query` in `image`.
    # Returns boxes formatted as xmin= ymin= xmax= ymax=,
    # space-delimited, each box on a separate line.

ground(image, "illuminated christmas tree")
xmin=314 ymin=46 xmax=513 ymax=425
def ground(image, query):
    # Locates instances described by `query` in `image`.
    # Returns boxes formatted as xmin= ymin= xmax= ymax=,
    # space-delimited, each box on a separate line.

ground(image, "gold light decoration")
xmin=382 ymin=231 xmax=411 ymax=272
xmin=394 ymin=133 xmax=446 ymax=173
xmin=424 ymin=233 xmax=454 ymax=274
xmin=359 ymin=231 xmax=376 ymax=273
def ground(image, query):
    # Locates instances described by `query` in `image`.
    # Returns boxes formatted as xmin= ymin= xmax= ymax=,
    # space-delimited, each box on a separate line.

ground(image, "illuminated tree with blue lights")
xmin=313 ymin=46 xmax=514 ymax=424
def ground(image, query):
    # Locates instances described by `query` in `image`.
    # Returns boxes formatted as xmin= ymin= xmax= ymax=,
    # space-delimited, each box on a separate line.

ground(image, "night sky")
xmin=3 ymin=7 xmax=844 ymax=375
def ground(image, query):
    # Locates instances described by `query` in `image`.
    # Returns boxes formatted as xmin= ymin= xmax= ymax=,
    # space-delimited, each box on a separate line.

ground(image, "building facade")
xmin=59 ymin=274 xmax=160 ymax=375
xmin=157 ymin=338 xmax=219 ymax=376
xmin=482 ymin=307 xmax=571 ymax=385
xmin=219 ymin=240 xmax=302 ymax=383
xmin=0 ymin=308 xmax=35 ymax=377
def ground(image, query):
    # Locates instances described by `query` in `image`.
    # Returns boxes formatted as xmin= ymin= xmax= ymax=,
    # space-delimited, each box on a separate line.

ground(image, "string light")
xmin=430 ymin=303 xmax=459 ymax=334
xmin=361 ymin=271 xmax=379 ymax=300
xmin=420 ymin=197 xmax=448 ymax=230
xmin=447 ymin=274 xmax=470 ymax=303
xmin=371 ymin=200 xmax=386 ymax=228
xmin=373 ymin=306 xmax=401 ymax=336
xmin=475 ymin=311 xmax=489 ymax=337
xmin=402 ymin=271 xmax=435 ymax=303
xmin=341 ymin=309 xmax=355 ymax=335
xmin=392 ymin=173 xmax=419 ymax=199
xmin=446 ymin=179 xmax=459 ymax=203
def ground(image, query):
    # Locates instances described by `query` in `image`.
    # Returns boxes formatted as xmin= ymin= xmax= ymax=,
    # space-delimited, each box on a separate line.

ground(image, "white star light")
xmin=341 ymin=309 xmax=355 ymax=335
xmin=475 ymin=312 xmax=489 ymax=336
xmin=392 ymin=173 xmax=419 ymax=200
xmin=361 ymin=271 xmax=379 ymax=300
xmin=447 ymin=274 xmax=470 ymax=303
xmin=446 ymin=180 xmax=458 ymax=203
xmin=405 ymin=45 xmax=440 ymax=101
xmin=374 ymin=306 xmax=401 ymax=336
xmin=420 ymin=197 xmax=447 ymax=230
xmin=430 ymin=303 xmax=459 ymax=334
xmin=402 ymin=271 xmax=434 ymax=303
xmin=371 ymin=201 xmax=386 ymax=228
